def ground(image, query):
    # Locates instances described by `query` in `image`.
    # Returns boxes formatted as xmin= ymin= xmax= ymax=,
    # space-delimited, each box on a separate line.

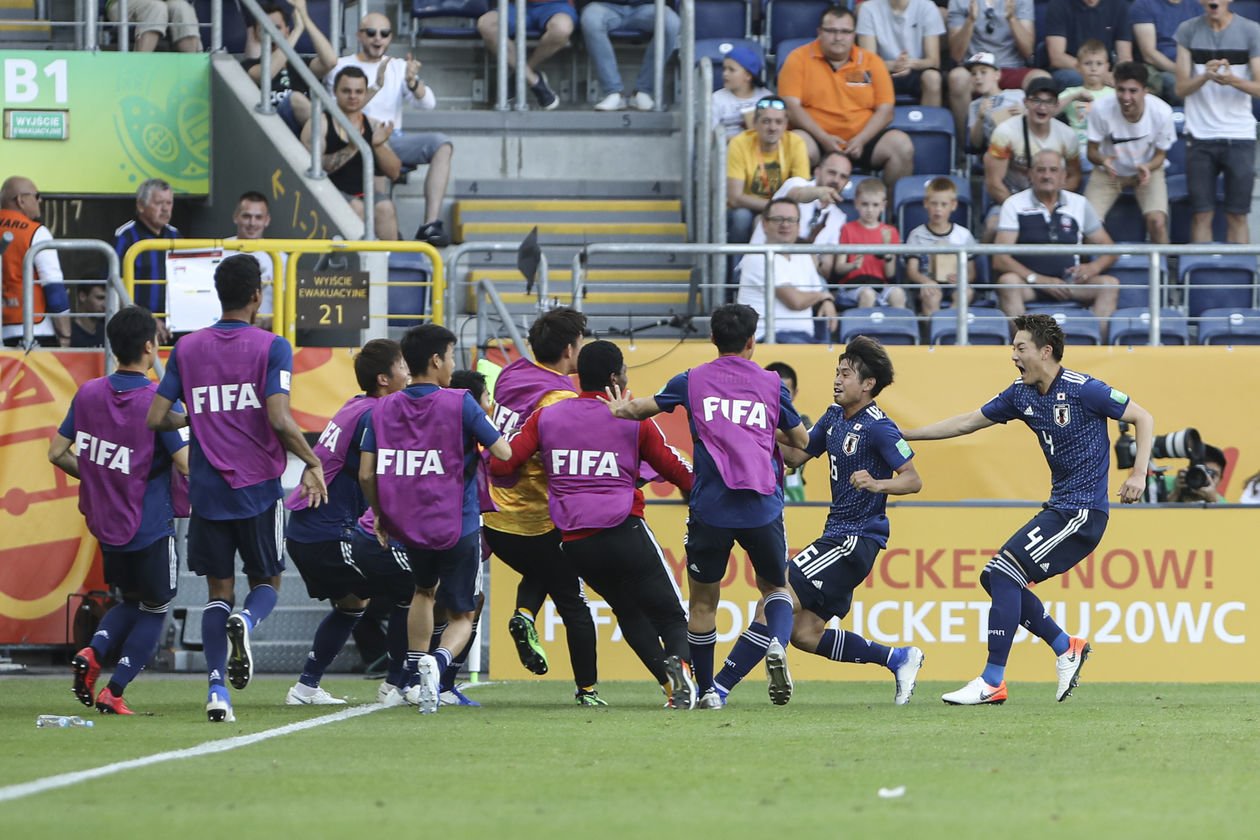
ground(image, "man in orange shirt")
xmin=777 ymin=5 xmax=914 ymax=186
xmin=1 ymin=176 xmax=70 ymax=347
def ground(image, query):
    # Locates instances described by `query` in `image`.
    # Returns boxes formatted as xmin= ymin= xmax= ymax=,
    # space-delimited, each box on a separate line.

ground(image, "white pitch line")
xmin=0 ymin=702 xmax=385 ymax=804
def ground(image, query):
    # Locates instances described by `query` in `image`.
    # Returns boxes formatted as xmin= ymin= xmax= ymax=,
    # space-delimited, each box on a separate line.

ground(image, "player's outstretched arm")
xmin=902 ymin=408 xmax=993 ymax=441
xmin=146 ymin=393 xmax=189 ymax=432
xmin=1117 ymin=399 xmax=1154 ymax=504
xmin=603 ymin=383 xmax=662 ymax=421
xmin=47 ymin=433 xmax=80 ymax=479
xmin=850 ymin=460 xmax=923 ymax=495
xmin=781 ymin=442 xmax=814 ymax=469
xmin=266 ymin=392 xmax=327 ymax=508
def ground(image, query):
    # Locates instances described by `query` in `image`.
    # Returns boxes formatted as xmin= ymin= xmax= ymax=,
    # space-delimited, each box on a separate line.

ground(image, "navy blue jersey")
xmin=804 ymin=402 xmax=913 ymax=546
xmin=981 ymin=367 xmax=1129 ymax=512
xmin=286 ymin=408 xmax=372 ymax=543
xmin=654 ymin=370 xmax=802 ymax=529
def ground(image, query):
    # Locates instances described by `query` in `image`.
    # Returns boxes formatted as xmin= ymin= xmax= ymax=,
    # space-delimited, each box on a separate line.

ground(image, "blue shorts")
xmin=788 ymin=534 xmax=880 ymax=621
xmin=684 ymin=514 xmax=787 ymax=587
xmin=288 ymin=538 xmax=365 ymax=601
xmin=187 ymin=502 xmax=284 ymax=580
xmin=996 ymin=506 xmax=1108 ymax=585
xmin=349 ymin=531 xmax=421 ymax=603
xmin=403 ymin=530 xmax=481 ymax=613
xmin=102 ymin=535 xmax=178 ymax=604
xmin=505 ymin=0 xmax=578 ymax=35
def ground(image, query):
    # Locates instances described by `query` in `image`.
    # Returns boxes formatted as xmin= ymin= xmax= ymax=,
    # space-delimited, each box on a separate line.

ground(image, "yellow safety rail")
xmin=122 ymin=239 xmax=444 ymax=345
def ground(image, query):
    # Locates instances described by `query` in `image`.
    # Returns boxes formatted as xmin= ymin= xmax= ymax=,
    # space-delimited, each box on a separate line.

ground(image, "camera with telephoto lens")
xmin=1114 ymin=425 xmax=1213 ymax=492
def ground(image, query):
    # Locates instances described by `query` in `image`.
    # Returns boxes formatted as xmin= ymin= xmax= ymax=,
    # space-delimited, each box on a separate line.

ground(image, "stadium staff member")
xmin=1 ymin=176 xmax=70 ymax=347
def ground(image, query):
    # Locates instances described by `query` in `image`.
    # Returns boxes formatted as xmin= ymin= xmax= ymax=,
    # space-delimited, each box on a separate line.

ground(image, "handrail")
xmin=476 ymin=278 xmax=535 ymax=362
xmin=679 ymin=0 xmax=695 ymax=230
xmin=694 ymin=53 xmax=713 ymax=280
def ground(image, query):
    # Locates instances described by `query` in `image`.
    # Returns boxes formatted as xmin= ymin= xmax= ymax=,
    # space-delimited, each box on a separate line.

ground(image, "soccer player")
xmin=904 ymin=313 xmax=1154 ymax=704
xmin=48 ymin=306 xmax=190 ymax=714
xmin=358 ymin=324 xmax=510 ymax=714
xmin=607 ymin=303 xmax=809 ymax=708
xmin=708 ymin=336 xmax=926 ymax=705
xmin=283 ymin=339 xmax=410 ymax=705
xmin=482 ymin=307 xmax=603 ymax=705
xmin=147 ymin=254 xmax=327 ymax=723
xmin=492 ymin=341 xmax=697 ymax=708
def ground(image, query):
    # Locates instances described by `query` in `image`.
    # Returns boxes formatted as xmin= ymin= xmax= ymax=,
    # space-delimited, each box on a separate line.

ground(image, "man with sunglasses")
xmin=1 ymin=176 xmax=70 ymax=347
xmin=725 ymin=96 xmax=810 ymax=249
xmin=325 ymin=12 xmax=454 ymax=246
xmin=992 ymin=149 xmax=1119 ymax=338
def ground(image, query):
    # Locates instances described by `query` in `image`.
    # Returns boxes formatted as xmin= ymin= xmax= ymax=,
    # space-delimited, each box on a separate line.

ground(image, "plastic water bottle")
xmin=35 ymin=715 xmax=94 ymax=728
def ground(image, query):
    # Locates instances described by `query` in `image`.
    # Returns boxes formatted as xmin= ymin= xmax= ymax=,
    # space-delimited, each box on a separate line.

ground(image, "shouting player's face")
xmin=833 ymin=359 xmax=871 ymax=414
xmin=1011 ymin=329 xmax=1055 ymax=386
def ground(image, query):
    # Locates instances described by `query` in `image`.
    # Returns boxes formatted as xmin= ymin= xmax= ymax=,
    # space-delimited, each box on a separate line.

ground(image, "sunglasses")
xmin=756 ymin=98 xmax=786 ymax=111
xmin=984 ymin=6 xmax=997 ymax=35
xmin=360 ymin=27 xmax=391 ymax=38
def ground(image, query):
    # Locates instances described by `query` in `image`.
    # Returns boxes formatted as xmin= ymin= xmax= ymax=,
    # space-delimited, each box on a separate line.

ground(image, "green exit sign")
xmin=4 ymin=110 xmax=68 ymax=140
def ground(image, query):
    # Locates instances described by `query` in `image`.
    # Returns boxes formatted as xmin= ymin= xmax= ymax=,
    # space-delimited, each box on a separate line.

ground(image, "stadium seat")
xmin=387 ymin=252 xmax=432 ymax=327
xmin=1103 ymin=193 xmax=1147 ymax=244
xmin=1166 ymin=109 xmax=1186 ymax=176
xmin=892 ymin=174 xmax=972 ymax=237
xmin=1108 ymin=307 xmax=1190 ymax=346
xmin=411 ymin=0 xmax=490 ymax=38
xmin=1234 ymin=0 xmax=1260 ymax=23
xmin=1110 ymin=253 xmax=1169 ymax=310
xmin=196 ymin=0 xmax=249 ymax=52
xmin=839 ymin=306 xmax=919 ymax=345
xmin=765 ymin=0 xmax=832 ymax=60
xmin=1179 ymin=253 xmax=1257 ymax=318
xmin=694 ymin=0 xmax=751 ymax=40
xmin=1043 ymin=308 xmax=1102 ymax=345
xmin=773 ymin=37 xmax=813 ymax=83
xmin=1196 ymin=307 xmax=1260 ymax=345
xmin=928 ymin=309 xmax=1010 ymax=345
xmin=1168 ymin=174 xmax=1228 ymax=244
xmin=889 ymin=106 xmax=955 ymax=176
xmin=695 ymin=38 xmax=763 ymax=90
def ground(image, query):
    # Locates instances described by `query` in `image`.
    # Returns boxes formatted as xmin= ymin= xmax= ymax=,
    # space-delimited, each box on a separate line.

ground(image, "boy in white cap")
xmin=966 ymin=51 xmax=1027 ymax=153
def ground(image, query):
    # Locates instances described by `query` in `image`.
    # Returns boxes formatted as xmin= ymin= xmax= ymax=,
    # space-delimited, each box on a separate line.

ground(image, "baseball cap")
xmin=1025 ymin=77 xmax=1060 ymax=99
xmin=725 ymin=45 xmax=764 ymax=81
xmin=964 ymin=52 xmax=998 ymax=70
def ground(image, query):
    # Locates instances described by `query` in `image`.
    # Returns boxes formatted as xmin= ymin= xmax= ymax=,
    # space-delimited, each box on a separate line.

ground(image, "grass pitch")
xmin=2 ymin=675 xmax=1256 ymax=838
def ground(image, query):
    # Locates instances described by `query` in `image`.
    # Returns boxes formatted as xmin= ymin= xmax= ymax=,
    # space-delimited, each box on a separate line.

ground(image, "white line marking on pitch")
xmin=0 ymin=703 xmax=384 ymax=804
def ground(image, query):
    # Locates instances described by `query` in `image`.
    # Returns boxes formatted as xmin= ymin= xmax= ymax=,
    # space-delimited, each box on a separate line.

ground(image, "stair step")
xmin=455 ymin=221 xmax=688 ymax=244
xmin=455 ymin=200 xmax=682 ymax=226
xmin=451 ymin=179 xmax=682 ymax=199
xmin=470 ymin=268 xmax=692 ymax=283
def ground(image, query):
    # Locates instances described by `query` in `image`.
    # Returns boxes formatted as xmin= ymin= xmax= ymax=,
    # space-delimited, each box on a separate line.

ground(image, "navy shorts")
xmin=684 ymin=514 xmax=787 ymax=587
xmin=403 ymin=530 xmax=481 ymax=613
xmin=788 ymin=534 xmax=880 ymax=621
xmin=102 ymin=535 xmax=178 ymax=604
xmin=287 ymin=538 xmax=365 ymax=601
xmin=349 ymin=531 xmax=421 ymax=603
xmin=187 ymin=502 xmax=284 ymax=580
xmin=996 ymin=506 xmax=1108 ymax=585
xmin=1186 ymin=136 xmax=1255 ymax=215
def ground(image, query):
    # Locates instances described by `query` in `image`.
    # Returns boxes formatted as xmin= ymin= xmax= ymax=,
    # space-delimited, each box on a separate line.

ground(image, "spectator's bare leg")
xmin=947 ymin=66 xmax=972 ymax=143
xmin=1226 ymin=213 xmax=1249 ymax=244
xmin=996 ymin=273 xmax=1032 ymax=318
xmin=872 ymin=130 xmax=914 ymax=186
xmin=1189 ymin=212 xmax=1214 ymax=243
xmin=1144 ymin=211 xmax=1169 ymax=245
xmin=424 ymin=143 xmax=453 ymax=225
xmin=886 ymin=286 xmax=907 ymax=308
xmin=290 ymin=92 xmax=312 ymax=128
xmin=919 ymin=284 xmax=942 ymax=317
xmin=176 ymin=35 xmax=200 ymax=52
xmin=920 ymin=69 xmax=942 ymax=109
xmin=135 ymin=29 xmax=161 ymax=51
xmin=857 ymin=287 xmax=876 ymax=307
xmin=794 ymin=129 xmax=821 ymax=168
xmin=376 ymin=200 xmax=400 ymax=241
xmin=527 ymin=14 xmax=574 ymax=78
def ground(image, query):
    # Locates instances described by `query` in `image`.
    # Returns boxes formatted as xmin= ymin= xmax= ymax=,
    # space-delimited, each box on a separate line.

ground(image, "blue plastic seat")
xmin=839 ymin=306 xmax=919 ymax=345
xmin=387 ymin=252 xmax=433 ymax=327
xmin=411 ymin=0 xmax=490 ymax=38
xmin=1197 ymin=307 xmax=1260 ymax=345
xmin=1045 ymin=308 xmax=1103 ymax=345
xmin=765 ymin=0 xmax=833 ymax=57
xmin=889 ymin=106 xmax=955 ymax=176
xmin=928 ymin=309 xmax=1009 ymax=345
xmin=695 ymin=0 xmax=751 ymax=40
xmin=1179 ymin=254 xmax=1257 ymax=318
xmin=1108 ymin=307 xmax=1190 ymax=346
xmin=1109 ymin=253 xmax=1169 ymax=310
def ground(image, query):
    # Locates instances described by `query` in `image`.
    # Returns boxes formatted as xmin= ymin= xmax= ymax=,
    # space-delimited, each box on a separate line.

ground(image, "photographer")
xmin=1163 ymin=444 xmax=1226 ymax=503
xmin=1116 ymin=425 xmax=1226 ymax=503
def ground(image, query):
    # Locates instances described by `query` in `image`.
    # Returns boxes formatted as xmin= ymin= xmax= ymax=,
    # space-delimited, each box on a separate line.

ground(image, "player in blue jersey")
xmin=49 ymin=307 xmax=189 ymax=715
xmin=904 ymin=313 xmax=1154 ymax=705
xmin=608 ymin=303 xmax=810 ymax=709
xmin=708 ymin=336 xmax=927 ymax=706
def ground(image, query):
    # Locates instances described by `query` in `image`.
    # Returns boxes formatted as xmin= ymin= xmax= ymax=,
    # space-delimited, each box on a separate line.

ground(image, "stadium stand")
xmin=694 ymin=0 xmax=752 ymax=40
xmin=1110 ymin=253 xmax=1170 ymax=310
xmin=928 ymin=309 xmax=1010 ymax=345
xmin=1109 ymin=306 xmax=1190 ymax=346
xmin=893 ymin=174 xmax=972 ymax=236
xmin=838 ymin=306 xmax=919 ymax=344
xmin=1197 ymin=307 xmax=1260 ymax=345
xmin=764 ymin=0 xmax=831 ymax=62
xmin=1179 ymin=254 xmax=1258 ymax=319
xmin=889 ymin=105 xmax=955 ymax=176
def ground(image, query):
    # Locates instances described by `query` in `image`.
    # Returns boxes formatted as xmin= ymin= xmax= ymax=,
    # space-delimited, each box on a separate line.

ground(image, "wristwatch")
xmin=1025 ymin=272 xmax=1038 ymax=285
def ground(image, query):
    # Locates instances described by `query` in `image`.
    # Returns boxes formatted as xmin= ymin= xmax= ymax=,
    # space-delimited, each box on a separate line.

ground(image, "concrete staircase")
xmin=0 ymin=0 xmax=50 ymax=44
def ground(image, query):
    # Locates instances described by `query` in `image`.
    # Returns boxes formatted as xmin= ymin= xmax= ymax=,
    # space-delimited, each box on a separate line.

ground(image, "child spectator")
xmin=965 ymin=52 xmax=1026 ymax=154
xmin=904 ymin=177 xmax=979 ymax=316
xmin=712 ymin=46 xmax=772 ymax=140
xmin=1057 ymin=40 xmax=1115 ymax=168
xmin=835 ymin=179 xmax=907 ymax=309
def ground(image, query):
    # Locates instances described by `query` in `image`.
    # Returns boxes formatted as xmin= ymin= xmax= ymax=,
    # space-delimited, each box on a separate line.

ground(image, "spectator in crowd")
xmin=726 ymin=96 xmax=810 ymax=247
xmin=711 ymin=46 xmax=772 ymax=140
xmin=947 ymin=0 xmax=1047 ymax=139
xmin=1057 ymin=40 xmax=1116 ymax=166
xmin=835 ymin=178 xmax=907 ymax=309
xmin=1043 ymin=0 xmax=1132 ymax=90
xmin=1163 ymin=444 xmax=1228 ymax=502
xmin=581 ymin=0 xmax=679 ymax=111
xmin=1 ymin=176 xmax=69 ymax=347
xmin=223 ymin=191 xmax=280 ymax=330
xmin=1130 ymin=0 xmax=1199 ymax=102
xmin=70 ymin=283 xmax=107 ymax=348
xmin=1085 ymin=61 xmax=1175 ymax=244
xmin=983 ymin=77 xmax=1081 ymax=239
xmin=965 ymin=52 xmax=1028 ymax=155
xmin=1238 ymin=468 xmax=1260 ymax=503
xmin=476 ymin=0 xmax=573 ymax=110
xmin=243 ymin=0 xmax=338 ymax=136
xmin=750 ymin=150 xmax=852 ymax=283
xmin=736 ymin=199 xmax=836 ymax=343
xmin=303 ymin=66 xmax=403 ymax=241
xmin=113 ymin=178 xmax=179 ymax=343
xmin=1174 ymin=0 xmax=1260 ymax=243
xmin=992 ymin=150 xmax=1119 ymax=336
xmin=904 ymin=177 xmax=979 ymax=316
xmin=105 ymin=0 xmax=200 ymax=52
xmin=778 ymin=5 xmax=914 ymax=185
xmin=856 ymin=0 xmax=946 ymax=107
xmin=326 ymin=13 xmax=454 ymax=246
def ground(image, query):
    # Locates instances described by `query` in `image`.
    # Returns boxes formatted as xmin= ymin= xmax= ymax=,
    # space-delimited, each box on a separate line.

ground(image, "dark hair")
xmin=577 ymin=340 xmax=624 ymax=391
xmin=1113 ymin=61 xmax=1149 ymax=87
xmin=818 ymin=149 xmax=849 ymax=170
xmin=762 ymin=197 xmax=799 ymax=219
xmin=820 ymin=5 xmax=854 ymax=26
xmin=237 ymin=190 xmax=268 ymax=208
xmin=449 ymin=369 xmax=488 ymax=403
xmin=528 ymin=307 xmax=587 ymax=364
xmin=76 ymin=282 xmax=106 ymax=297
xmin=354 ymin=338 xmax=402 ymax=394
xmin=254 ymin=2 xmax=290 ymax=29
xmin=1202 ymin=444 xmax=1226 ymax=468
xmin=764 ymin=361 xmax=798 ymax=389
xmin=400 ymin=323 xmax=456 ymax=376
xmin=106 ymin=305 xmax=156 ymax=365
xmin=334 ymin=66 xmax=368 ymax=88
xmin=710 ymin=303 xmax=759 ymax=353
xmin=839 ymin=335 xmax=894 ymax=397
xmin=214 ymin=253 xmax=262 ymax=310
xmin=1013 ymin=313 xmax=1065 ymax=361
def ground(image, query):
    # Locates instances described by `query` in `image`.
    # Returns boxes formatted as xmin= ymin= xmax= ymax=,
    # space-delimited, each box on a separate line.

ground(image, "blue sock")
xmin=443 ymin=620 xmax=478 ymax=691
xmin=91 ymin=601 xmax=140 ymax=659
xmin=433 ymin=647 xmax=453 ymax=674
xmin=385 ymin=603 xmax=410 ymax=687
xmin=203 ymin=600 xmax=231 ymax=688
xmin=984 ymin=571 xmax=1023 ymax=685
xmin=300 ymin=607 xmax=363 ymax=688
xmin=762 ymin=591 xmax=794 ymax=648
xmin=1019 ymin=588 xmax=1070 ymax=654
xmin=240 ymin=584 xmax=279 ymax=631
xmin=688 ymin=629 xmax=717 ymax=693
xmin=815 ymin=629 xmax=894 ymax=666
xmin=429 ymin=622 xmax=448 ymax=656
xmin=110 ymin=603 xmax=167 ymax=691
xmin=713 ymin=621 xmax=770 ymax=694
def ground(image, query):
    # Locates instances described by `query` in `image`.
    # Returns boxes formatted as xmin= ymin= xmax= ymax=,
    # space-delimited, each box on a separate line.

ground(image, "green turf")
xmin=2 ymin=676 xmax=1257 ymax=837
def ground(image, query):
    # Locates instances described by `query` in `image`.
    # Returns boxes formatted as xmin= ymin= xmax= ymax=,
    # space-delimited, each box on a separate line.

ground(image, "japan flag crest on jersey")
xmin=842 ymin=431 xmax=860 ymax=455
xmin=1054 ymin=404 xmax=1071 ymax=427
